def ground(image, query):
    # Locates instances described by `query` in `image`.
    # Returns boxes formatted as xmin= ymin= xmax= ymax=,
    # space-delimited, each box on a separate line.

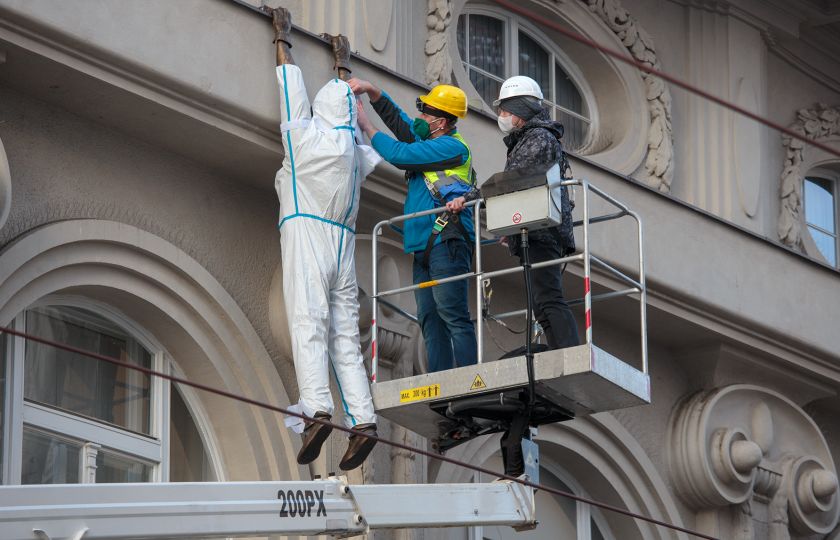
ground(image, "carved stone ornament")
xmin=436 ymin=0 xmax=674 ymax=191
xmin=670 ymin=385 xmax=839 ymax=537
xmin=424 ymin=0 xmax=453 ymax=87
xmin=578 ymin=0 xmax=674 ymax=192
xmin=778 ymin=104 xmax=840 ymax=249
xmin=0 ymin=136 xmax=10 ymax=231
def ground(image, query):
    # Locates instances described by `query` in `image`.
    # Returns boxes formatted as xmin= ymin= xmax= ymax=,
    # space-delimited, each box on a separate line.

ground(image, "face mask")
xmin=498 ymin=114 xmax=516 ymax=134
xmin=413 ymin=118 xmax=431 ymax=140
xmin=413 ymin=117 xmax=444 ymax=140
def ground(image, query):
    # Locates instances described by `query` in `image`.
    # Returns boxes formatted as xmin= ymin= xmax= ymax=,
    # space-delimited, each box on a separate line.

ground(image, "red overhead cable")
xmin=0 ymin=325 xmax=718 ymax=540
xmin=492 ymin=0 xmax=840 ymax=160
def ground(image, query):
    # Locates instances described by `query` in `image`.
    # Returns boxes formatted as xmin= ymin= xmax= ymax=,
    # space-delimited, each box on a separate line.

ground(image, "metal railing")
xmin=369 ymin=179 xmax=647 ymax=383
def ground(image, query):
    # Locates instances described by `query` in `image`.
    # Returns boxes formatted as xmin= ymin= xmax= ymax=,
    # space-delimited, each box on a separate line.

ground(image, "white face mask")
xmin=498 ymin=114 xmax=516 ymax=134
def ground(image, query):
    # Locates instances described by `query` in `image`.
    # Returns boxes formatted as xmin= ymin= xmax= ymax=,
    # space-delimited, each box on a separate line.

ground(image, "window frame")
xmin=803 ymin=167 xmax=839 ymax=268
xmin=467 ymin=454 xmax=615 ymax=540
xmin=2 ymin=296 xmax=171 ymax=484
xmin=457 ymin=7 xmax=597 ymax=138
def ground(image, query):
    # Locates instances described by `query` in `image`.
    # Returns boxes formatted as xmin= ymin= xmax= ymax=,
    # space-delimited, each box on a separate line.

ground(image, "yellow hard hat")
xmin=418 ymin=84 xmax=468 ymax=119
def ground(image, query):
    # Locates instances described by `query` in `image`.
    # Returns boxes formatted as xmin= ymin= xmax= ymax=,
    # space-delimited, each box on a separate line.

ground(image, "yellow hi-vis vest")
xmin=421 ymin=132 xmax=475 ymax=200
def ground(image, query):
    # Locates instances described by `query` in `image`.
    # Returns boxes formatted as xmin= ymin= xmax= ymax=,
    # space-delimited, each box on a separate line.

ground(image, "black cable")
xmin=0 ymin=324 xmax=719 ymax=539
xmin=520 ymin=228 xmax=536 ymax=413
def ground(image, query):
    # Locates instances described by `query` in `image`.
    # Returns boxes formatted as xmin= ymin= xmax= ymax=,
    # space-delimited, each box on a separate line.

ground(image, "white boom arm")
xmin=0 ymin=476 xmax=536 ymax=539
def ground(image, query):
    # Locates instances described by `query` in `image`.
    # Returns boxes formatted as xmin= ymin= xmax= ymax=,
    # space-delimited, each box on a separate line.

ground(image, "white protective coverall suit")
xmin=275 ymin=64 xmax=381 ymax=430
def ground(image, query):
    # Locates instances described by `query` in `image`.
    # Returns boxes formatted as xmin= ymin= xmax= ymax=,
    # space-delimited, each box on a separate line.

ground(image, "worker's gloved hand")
xmin=271 ymin=7 xmax=292 ymax=46
xmin=323 ymin=34 xmax=352 ymax=74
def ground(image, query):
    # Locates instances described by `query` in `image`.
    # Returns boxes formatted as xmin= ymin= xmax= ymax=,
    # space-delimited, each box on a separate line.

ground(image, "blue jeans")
xmin=413 ymin=240 xmax=477 ymax=372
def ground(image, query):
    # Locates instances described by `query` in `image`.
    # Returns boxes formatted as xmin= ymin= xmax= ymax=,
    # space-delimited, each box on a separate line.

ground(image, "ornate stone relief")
xmin=425 ymin=0 xmax=453 ymax=87
xmin=435 ymin=0 xmax=675 ymax=191
xmin=670 ymin=385 xmax=839 ymax=539
xmin=0 ymin=136 xmax=10 ymax=231
xmin=577 ymin=0 xmax=674 ymax=192
xmin=778 ymin=104 xmax=840 ymax=250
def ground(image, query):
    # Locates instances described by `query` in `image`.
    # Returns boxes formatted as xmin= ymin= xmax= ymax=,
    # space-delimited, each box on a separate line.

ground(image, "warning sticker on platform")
xmin=470 ymin=374 xmax=487 ymax=391
xmin=399 ymin=384 xmax=441 ymax=403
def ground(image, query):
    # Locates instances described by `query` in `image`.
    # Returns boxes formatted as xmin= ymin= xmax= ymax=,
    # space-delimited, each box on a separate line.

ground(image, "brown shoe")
xmin=296 ymin=411 xmax=332 ymax=465
xmin=339 ymin=423 xmax=377 ymax=471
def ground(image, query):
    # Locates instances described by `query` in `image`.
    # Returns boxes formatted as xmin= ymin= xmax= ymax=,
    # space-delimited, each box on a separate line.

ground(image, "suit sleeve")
xmin=275 ymin=64 xmax=311 ymax=124
xmin=371 ymin=132 xmax=468 ymax=173
xmin=370 ymin=92 xmax=417 ymax=143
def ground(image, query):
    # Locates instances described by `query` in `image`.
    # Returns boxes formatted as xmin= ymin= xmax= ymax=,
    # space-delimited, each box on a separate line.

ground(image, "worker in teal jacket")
xmin=351 ymin=79 xmax=477 ymax=372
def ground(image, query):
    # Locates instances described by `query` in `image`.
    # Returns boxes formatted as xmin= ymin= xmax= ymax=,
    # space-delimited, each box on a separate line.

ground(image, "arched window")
xmin=456 ymin=9 xmax=592 ymax=151
xmin=469 ymin=456 xmax=614 ymax=540
xmin=1 ymin=299 xmax=216 ymax=484
xmin=804 ymin=167 xmax=839 ymax=267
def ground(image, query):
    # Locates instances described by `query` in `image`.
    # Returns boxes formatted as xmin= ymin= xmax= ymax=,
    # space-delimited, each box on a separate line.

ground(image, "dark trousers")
xmin=413 ymin=239 xmax=477 ymax=372
xmin=523 ymin=239 xmax=580 ymax=349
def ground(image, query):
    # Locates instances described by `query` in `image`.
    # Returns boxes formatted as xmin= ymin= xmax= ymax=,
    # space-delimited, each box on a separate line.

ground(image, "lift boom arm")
xmin=0 ymin=477 xmax=535 ymax=539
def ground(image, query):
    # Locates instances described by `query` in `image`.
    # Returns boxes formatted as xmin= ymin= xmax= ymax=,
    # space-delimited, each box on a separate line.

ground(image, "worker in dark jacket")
xmin=450 ymin=75 xmax=579 ymax=351
xmin=350 ymin=78 xmax=477 ymax=373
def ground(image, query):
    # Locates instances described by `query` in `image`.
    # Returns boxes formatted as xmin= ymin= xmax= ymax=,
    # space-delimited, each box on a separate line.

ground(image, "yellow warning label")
xmin=399 ymin=383 xmax=441 ymax=403
xmin=470 ymin=374 xmax=487 ymax=391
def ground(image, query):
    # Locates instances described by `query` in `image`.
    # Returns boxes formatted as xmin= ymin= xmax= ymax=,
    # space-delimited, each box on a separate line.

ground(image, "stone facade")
xmin=0 ymin=0 xmax=838 ymax=538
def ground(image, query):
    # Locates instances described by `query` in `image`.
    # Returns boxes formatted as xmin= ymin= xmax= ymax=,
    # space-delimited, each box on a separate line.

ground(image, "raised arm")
xmin=349 ymin=79 xmax=415 ymax=143
xmin=272 ymin=7 xmax=294 ymax=66
xmin=270 ymin=7 xmax=309 ymax=124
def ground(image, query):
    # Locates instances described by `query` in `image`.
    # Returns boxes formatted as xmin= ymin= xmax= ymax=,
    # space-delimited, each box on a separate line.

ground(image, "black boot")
xmin=339 ymin=423 xmax=377 ymax=471
xmin=296 ymin=411 xmax=332 ymax=465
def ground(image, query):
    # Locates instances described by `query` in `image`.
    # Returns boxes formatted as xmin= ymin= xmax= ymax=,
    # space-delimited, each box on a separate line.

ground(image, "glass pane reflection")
xmin=22 ymin=428 xmax=81 ymax=484
xmin=24 ymin=306 xmax=152 ymax=434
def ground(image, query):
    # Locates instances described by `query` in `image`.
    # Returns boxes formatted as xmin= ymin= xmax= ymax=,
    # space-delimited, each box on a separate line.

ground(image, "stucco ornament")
xmin=670 ymin=385 xmax=839 ymax=538
xmin=425 ymin=0 xmax=453 ymax=86
xmin=0 ymin=136 xmax=10 ymax=231
xmin=778 ymin=103 xmax=840 ymax=249
xmin=578 ymin=0 xmax=674 ymax=192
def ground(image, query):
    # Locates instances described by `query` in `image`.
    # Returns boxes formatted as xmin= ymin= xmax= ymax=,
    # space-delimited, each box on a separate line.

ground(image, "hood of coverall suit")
xmin=299 ymin=79 xmax=380 ymax=223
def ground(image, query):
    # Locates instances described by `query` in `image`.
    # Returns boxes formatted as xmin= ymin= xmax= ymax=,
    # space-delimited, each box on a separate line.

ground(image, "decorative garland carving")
xmin=424 ymin=0 xmax=453 ymax=86
xmin=778 ymin=104 xmax=840 ymax=249
xmin=578 ymin=0 xmax=674 ymax=192
xmin=670 ymin=385 xmax=839 ymax=538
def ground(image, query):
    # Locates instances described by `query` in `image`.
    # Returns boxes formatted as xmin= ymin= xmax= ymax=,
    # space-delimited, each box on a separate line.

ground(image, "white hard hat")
xmin=493 ymin=76 xmax=544 ymax=107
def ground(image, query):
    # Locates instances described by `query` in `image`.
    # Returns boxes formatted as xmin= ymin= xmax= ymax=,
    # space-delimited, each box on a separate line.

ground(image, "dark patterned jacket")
xmin=503 ymin=109 xmax=575 ymax=258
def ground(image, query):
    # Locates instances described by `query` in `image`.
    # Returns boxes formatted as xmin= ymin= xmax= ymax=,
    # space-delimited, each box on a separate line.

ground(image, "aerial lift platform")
xmin=0 ymin=169 xmax=648 ymax=539
xmin=369 ymin=166 xmax=650 ymax=453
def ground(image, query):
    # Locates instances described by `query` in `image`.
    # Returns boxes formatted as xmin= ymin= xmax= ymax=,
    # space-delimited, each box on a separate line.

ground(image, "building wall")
xmin=1 ymin=0 xmax=839 ymax=539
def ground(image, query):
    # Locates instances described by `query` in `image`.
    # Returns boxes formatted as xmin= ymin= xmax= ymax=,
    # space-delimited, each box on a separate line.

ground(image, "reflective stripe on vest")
xmin=421 ymin=132 xmax=474 ymax=200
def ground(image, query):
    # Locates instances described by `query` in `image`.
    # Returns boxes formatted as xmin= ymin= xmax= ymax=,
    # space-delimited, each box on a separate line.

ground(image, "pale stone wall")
xmin=1 ymin=0 xmax=839 ymax=538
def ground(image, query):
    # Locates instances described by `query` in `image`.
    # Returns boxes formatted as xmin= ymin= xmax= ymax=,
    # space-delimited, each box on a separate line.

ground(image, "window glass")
xmin=809 ymin=227 xmax=837 ymax=266
xmin=518 ymin=31 xmax=550 ymax=97
xmin=24 ymin=306 xmax=152 ymax=434
xmin=458 ymin=12 xmax=591 ymax=152
xmin=555 ymin=63 xmax=587 ymax=150
xmin=591 ymin=517 xmax=606 ymax=540
xmin=95 ymin=449 xmax=152 ymax=483
xmin=804 ymin=176 xmax=837 ymax=266
xmin=170 ymin=386 xmax=216 ymax=482
xmin=464 ymin=15 xmax=505 ymax=105
xmin=22 ymin=427 xmax=81 ymax=484
xmin=805 ymin=177 xmax=835 ymax=233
